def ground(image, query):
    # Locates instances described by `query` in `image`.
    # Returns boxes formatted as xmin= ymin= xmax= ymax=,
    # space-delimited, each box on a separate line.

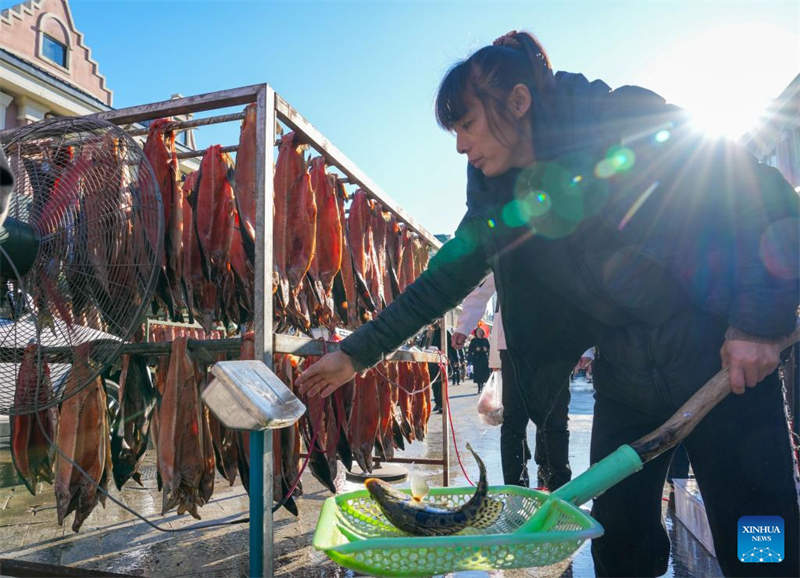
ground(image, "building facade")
xmin=1 ymin=0 xmax=112 ymax=128
xmin=1 ymin=0 xmax=197 ymax=159
xmin=740 ymin=74 xmax=800 ymax=191
xmin=0 ymin=0 xmax=202 ymax=446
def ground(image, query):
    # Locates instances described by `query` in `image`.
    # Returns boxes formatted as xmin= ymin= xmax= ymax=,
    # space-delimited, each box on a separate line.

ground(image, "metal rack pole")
xmin=251 ymin=84 xmax=276 ymax=578
xmin=124 ymin=111 xmax=247 ymax=136
xmin=176 ymin=144 xmax=238 ymax=160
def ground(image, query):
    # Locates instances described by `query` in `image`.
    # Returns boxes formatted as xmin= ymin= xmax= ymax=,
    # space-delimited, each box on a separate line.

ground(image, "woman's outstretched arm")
xmin=297 ymin=215 xmax=491 ymax=397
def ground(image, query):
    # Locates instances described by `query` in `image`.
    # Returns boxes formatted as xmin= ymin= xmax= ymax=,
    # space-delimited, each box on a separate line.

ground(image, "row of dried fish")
xmin=271 ymin=127 xmax=436 ymax=484
xmin=121 ymin=331 xmax=303 ymax=517
xmin=273 ymin=135 xmax=430 ymax=334
xmin=144 ymin=103 xmax=432 ymax=340
xmin=8 ymin=333 xmax=300 ymax=529
xmin=147 ymin=324 xmax=225 ymax=342
xmin=143 ymin=115 xmax=255 ymax=334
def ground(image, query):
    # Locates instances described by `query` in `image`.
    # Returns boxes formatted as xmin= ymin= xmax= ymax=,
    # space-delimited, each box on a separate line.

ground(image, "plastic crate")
xmin=673 ymin=478 xmax=716 ymax=556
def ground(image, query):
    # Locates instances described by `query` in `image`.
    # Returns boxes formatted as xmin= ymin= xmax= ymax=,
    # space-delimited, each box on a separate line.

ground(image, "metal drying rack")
xmin=26 ymin=84 xmax=454 ymax=577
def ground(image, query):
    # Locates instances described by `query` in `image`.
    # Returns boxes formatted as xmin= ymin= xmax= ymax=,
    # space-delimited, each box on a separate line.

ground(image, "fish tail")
xmin=466 ymin=442 xmax=505 ymax=529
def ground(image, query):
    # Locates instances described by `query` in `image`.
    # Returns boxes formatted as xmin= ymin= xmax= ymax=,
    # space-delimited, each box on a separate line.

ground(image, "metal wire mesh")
xmin=0 ymin=117 xmax=163 ymax=415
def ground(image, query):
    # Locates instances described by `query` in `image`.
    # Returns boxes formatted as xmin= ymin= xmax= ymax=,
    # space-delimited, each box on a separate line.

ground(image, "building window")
xmin=42 ymin=34 xmax=67 ymax=68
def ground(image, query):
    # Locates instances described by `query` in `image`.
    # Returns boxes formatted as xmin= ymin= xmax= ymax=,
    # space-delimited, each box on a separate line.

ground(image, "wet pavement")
xmin=0 ymin=378 xmax=721 ymax=577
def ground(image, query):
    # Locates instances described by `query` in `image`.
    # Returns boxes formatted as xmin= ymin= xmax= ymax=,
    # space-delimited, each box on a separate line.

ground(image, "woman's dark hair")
xmin=435 ymin=30 xmax=555 ymax=150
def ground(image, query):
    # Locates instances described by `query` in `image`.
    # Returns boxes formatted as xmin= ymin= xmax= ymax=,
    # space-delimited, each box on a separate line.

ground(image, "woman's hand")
xmin=451 ymin=332 xmax=468 ymax=349
xmin=296 ymin=350 xmax=357 ymax=398
xmin=720 ymin=339 xmax=781 ymax=395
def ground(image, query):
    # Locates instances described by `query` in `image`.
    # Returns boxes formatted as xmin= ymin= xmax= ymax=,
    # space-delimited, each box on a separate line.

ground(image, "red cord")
xmin=371 ymin=361 xmax=440 ymax=396
xmin=439 ymin=351 xmax=475 ymax=487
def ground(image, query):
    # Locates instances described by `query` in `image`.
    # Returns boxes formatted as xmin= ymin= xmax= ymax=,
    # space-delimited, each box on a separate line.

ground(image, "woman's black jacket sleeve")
xmin=340 ymin=216 xmax=491 ymax=370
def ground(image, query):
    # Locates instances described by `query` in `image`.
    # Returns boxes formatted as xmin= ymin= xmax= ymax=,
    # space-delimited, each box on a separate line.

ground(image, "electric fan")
xmin=0 ymin=116 xmax=163 ymax=416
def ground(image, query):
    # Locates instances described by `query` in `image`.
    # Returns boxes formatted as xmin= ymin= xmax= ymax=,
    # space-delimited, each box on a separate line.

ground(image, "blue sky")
xmin=64 ymin=0 xmax=799 ymax=235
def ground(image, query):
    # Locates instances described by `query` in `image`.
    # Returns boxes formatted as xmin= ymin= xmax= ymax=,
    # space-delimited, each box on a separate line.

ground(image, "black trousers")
xmin=500 ymin=350 xmax=572 ymax=489
xmin=449 ymin=359 xmax=461 ymax=385
xmin=590 ymin=365 xmax=800 ymax=578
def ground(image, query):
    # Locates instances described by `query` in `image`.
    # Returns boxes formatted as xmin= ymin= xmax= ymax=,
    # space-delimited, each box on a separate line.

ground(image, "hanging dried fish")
xmin=110 ymin=354 xmax=155 ymax=490
xmin=154 ymin=336 xmax=214 ymax=519
xmin=10 ymin=344 xmax=58 ymax=495
xmin=55 ymin=345 xmax=112 ymax=532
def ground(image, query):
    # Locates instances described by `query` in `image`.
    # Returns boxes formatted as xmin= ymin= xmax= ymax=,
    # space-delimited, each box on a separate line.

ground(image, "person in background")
xmin=421 ymin=323 xmax=459 ymax=413
xmin=449 ymin=342 xmax=465 ymax=386
xmin=454 ymin=273 xmax=572 ymax=488
xmin=572 ymin=347 xmax=594 ymax=382
xmin=421 ymin=325 xmax=443 ymax=413
xmin=467 ymin=326 xmax=491 ymax=393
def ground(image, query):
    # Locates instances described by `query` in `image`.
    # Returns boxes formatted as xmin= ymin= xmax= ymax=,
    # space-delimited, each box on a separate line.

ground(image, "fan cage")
xmin=0 ymin=117 xmax=163 ymax=415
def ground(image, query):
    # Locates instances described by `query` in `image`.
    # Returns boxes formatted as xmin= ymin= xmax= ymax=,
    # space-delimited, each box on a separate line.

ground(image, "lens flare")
xmin=759 ymin=218 xmax=800 ymax=279
xmin=595 ymin=159 xmax=616 ymax=179
xmin=618 ymin=181 xmax=660 ymax=231
xmin=501 ymin=199 xmax=530 ymax=228
xmin=655 ymin=130 xmax=670 ymax=143
xmin=595 ymin=146 xmax=636 ymax=178
xmin=526 ymin=191 xmax=552 ymax=218
xmin=500 ymin=191 xmax=553 ymax=229
xmin=487 ymin=218 xmax=496 ymax=229
xmin=609 ymin=146 xmax=636 ymax=172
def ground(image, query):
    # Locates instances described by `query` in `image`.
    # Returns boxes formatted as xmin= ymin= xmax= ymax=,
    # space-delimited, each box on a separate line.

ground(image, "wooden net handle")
xmin=630 ymin=325 xmax=800 ymax=463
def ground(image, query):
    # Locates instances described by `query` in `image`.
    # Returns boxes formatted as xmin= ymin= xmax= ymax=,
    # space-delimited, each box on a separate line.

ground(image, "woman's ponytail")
xmin=507 ymin=31 xmax=555 ymax=110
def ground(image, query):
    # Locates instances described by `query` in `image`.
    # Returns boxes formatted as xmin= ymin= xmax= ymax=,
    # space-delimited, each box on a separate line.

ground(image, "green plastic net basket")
xmin=313 ymin=485 xmax=603 ymax=577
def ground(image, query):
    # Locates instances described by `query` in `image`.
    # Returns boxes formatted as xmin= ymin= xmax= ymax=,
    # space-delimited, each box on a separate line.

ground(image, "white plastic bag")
xmin=476 ymin=372 xmax=503 ymax=426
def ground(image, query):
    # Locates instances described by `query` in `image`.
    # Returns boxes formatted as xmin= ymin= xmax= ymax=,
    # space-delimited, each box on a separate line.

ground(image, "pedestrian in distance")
xmin=298 ymin=29 xmax=800 ymax=578
xmin=420 ymin=324 xmax=444 ymax=413
xmin=467 ymin=327 xmax=491 ymax=393
xmin=421 ymin=323 xmax=460 ymax=413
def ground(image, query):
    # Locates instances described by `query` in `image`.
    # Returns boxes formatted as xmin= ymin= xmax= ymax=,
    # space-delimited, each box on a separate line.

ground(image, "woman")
xmin=467 ymin=327 xmax=491 ymax=393
xmin=298 ymin=30 xmax=799 ymax=577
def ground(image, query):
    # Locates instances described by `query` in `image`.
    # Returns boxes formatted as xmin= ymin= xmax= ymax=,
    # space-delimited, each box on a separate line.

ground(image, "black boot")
xmin=536 ymin=471 xmax=547 ymax=490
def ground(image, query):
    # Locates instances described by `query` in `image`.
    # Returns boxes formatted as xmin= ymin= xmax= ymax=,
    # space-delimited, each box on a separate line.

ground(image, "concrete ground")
xmin=0 ymin=378 xmax=721 ymax=577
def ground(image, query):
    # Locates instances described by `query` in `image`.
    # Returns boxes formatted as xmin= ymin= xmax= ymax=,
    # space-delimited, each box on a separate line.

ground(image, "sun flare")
xmin=641 ymin=23 xmax=798 ymax=141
